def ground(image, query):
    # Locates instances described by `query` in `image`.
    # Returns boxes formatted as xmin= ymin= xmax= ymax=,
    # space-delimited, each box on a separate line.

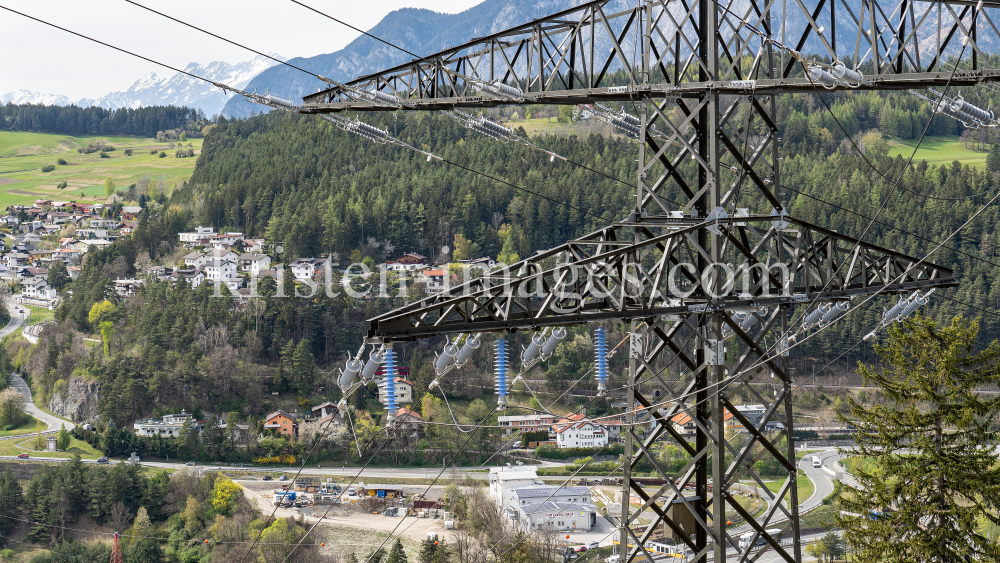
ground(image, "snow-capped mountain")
xmin=2 ymin=54 xmax=283 ymax=117
xmin=1 ymin=90 xmax=72 ymax=106
xmin=77 ymin=54 xmax=284 ymax=116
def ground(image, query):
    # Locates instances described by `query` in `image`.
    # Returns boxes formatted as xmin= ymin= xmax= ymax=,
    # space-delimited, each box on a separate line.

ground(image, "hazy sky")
xmin=0 ymin=0 xmax=483 ymax=100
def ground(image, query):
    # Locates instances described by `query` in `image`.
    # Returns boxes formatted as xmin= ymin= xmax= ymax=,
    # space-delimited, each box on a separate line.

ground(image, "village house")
xmin=133 ymin=410 xmax=203 ymax=438
xmin=385 ymin=253 xmax=429 ymax=272
xmin=264 ymin=410 xmax=298 ymax=437
xmin=376 ymin=377 xmax=415 ymax=405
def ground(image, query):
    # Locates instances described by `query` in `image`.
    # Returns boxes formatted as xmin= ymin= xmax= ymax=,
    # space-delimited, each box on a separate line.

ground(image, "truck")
xmin=738 ymin=529 xmax=781 ymax=550
xmin=811 ymin=455 xmax=822 ymax=468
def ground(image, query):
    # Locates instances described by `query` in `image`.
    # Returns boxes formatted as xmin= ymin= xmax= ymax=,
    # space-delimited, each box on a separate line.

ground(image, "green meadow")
xmin=0 ymin=131 xmax=203 ymax=206
xmin=886 ymin=135 xmax=988 ymax=168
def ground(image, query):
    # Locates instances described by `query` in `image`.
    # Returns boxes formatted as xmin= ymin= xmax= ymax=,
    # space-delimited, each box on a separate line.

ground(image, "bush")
xmin=124 ymin=149 xmax=133 ymax=156
xmin=57 ymin=182 xmax=67 ymax=189
xmin=158 ymin=152 xmax=166 ymax=158
xmin=828 ymin=434 xmax=855 ymax=441
xmin=793 ymin=430 xmax=819 ymax=440
xmin=535 ymin=444 xmax=623 ymax=460
xmin=150 ymin=149 xmax=158 ymax=155
xmin=41 ymin=164 xmax=55 ymax=172
xmin=57 ymin=158 xmax=67 ymax=165
xmin=99 ymin=151 xmax=109 ymax=158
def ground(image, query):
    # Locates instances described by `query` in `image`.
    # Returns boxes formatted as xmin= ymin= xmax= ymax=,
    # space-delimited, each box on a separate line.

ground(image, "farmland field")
xmin=0 ymin=131 xmax=202 ymax=206
xmin=886 ymin=135 xmax=988 ymax=168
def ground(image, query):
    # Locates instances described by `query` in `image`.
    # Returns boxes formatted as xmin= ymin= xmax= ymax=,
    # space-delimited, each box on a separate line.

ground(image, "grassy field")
xmin=0 ymin=414 xmax=42 ymax=436
xmin=0 ymin=435 xmax=101 ymax=458
xmin=24 ymin=304 xmax=54 ymax=326
xmin=887 ymin=136 xmax=988 ymax=168
xmin=0 ymin=131 xmax=202 ymax=206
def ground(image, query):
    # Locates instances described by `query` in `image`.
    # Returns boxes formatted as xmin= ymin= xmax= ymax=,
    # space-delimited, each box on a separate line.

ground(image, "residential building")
xmin=5 ymin=253 xmax=29 ymax=269
xmin=459 ymin=257 xmax=497 ymax=271
xmin=238 ymin=253 xmax=272 ymax=275
xmin=385 ymin=253 xmax=429 ymax=271
xmin=497 ymin=414 xmax=555 ymax=436
xmin=133 ymin=410 xmax=202 ymax=438
xmin=20 ymin=280 xmax=57 ymax=305
xmin=394 ymin=407 xmax=423 ymax=437
xmin=114 ymin=279 xmax=144 ymax=297
xmin=119 ymin=206 xmax=143 ymax=220
xmin=310 ymin=401 xmax=338 ymax=419
xmin=290 ymin=258 xmax=326 ymax=280
xmin=209 ymin=232 xmax=245 ymax=248
xmin=376 ymin=377 xmax=414 ymax=405
xmin=179 ymin=226 xmax=215 ymax=244
xmin=552 ymin=413 xmax=612 ymax=448
xmin=170 ymin=268 xmax=205 ymax=288
xmin=75 ymin=228 xmax=109 ymax=239
xmin=264 ymin=410 xmax=298 ymax=437
xmin=420 ymin=269 xmax=448 ymax=292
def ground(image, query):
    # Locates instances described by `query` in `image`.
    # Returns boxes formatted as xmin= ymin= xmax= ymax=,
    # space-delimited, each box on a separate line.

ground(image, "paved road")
xmin=0 ymin=300 xmax=27 ymax=339
xmin=4 ymin=374 xmax=75 ymax=438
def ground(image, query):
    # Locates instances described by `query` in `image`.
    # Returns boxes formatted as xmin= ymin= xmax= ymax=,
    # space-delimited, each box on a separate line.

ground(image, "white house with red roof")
xmin=552 ymin=413 xmax=618 ymax=448
xmin=376 ymin=377 xmax=415 ymax=405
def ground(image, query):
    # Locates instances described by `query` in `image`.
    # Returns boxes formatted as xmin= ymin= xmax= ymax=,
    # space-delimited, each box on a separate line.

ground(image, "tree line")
xmin=0 ymin=103 xmax=207 ymax=138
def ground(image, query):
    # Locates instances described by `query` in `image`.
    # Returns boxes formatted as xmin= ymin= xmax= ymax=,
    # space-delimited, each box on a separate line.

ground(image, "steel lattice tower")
xmin=294 ymin=0 xmax=993 ymax=559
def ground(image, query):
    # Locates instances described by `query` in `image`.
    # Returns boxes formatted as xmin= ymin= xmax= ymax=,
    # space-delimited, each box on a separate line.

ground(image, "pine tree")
xmin=291 ymin=340 xmax=316 ymax=396
xmin=0 ymin=465 xmax=21 ymax=536
xmin=47 ymin=259 xmax=71 ymax=291
xmin=387 ymin=538 xmax=407 ymax=563
xmin=418 ymin=539 xmax=437 ymax=563
xmin=57 ymin=423 xmax=70 ymax=451
xmin=836 ymin=315 xmax=1000 ymax=561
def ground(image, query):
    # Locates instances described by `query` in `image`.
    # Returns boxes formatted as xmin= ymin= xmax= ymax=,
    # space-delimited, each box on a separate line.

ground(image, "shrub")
xmin=158 ymin=152 xmax=166 ymax=158
xmin=41 ymin=164 xmax=55 ymax=172
xmin=150 ymin=149 xmax=158 ymax=155
xmin=57 ymin=182 xmax=67 ymax=189
xmin=123 ymin=149 xmax=132 ymax=156
xmin=99 ymin=152 xmax=109 ymax=158
xmin=57 ymin=158 xmax=67 ymax=165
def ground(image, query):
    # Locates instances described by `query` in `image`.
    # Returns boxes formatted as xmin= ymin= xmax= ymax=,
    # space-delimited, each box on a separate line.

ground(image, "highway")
xmin=0 ymin=300 xmax=27 ymax=339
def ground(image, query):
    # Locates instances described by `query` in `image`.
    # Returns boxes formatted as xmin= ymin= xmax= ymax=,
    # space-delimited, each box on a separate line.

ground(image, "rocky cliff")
xmin=48 ymin=377 xmax=99 ymax=423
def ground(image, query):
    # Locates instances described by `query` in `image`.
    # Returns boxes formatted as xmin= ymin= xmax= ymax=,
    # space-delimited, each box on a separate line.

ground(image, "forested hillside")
xmin=13 ymin=86 xmax=1000 ymax=465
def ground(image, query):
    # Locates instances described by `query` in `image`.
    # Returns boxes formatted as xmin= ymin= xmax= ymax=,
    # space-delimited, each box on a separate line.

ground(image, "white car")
xmin=586 ymin=542 xmax=599 ymax=550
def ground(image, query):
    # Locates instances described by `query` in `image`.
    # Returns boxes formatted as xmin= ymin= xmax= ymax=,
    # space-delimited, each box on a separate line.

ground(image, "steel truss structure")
xmin=296 ymin=0 xmax=998 ymax=559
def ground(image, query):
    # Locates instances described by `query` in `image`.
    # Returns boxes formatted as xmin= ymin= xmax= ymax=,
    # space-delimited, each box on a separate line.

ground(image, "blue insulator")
xmin=595 ymin=327 xmax=608 ymax=392
xmin=455 ymin=334 xmax=481 ymax=366
xmin=384 ymin=349 xmax=397 ymax=418
xmin=495 ymin=338 xmax=509 ymax=408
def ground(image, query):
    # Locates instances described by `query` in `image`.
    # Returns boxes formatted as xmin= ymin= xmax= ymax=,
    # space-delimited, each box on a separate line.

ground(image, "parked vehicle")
xmin=738 ymin=529 xmax=781 ymax=550
xmin=278 ymin=475 xmax=287 ymax=481
xmin=97 ymin=457 xmax=109 ymax=464
xmin=586 ymin=542 xmax=599 ymax=550
xmin=186 ymin=461 xmax=196 ymax=466
xmin=575 ymin=547 xmax=588 ymax=553
xmin=17 ymin=453 xmax=29 ymax=459
xmin=262 ymin=475 xmax=273 ymax=481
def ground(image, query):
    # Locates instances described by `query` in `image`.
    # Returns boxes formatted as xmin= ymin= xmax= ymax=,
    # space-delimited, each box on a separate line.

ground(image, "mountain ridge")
xmin=2 ymin=54 xmax=283 ymax=117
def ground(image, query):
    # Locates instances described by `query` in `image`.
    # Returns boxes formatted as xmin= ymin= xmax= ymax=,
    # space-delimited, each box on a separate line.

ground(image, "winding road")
xmin=1 ymin=300 xmax=74 ymax=439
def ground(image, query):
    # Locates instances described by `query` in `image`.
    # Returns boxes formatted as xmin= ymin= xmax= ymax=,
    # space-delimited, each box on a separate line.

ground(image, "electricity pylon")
xmin=299 ymin=0 xmax=984 ymax=559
